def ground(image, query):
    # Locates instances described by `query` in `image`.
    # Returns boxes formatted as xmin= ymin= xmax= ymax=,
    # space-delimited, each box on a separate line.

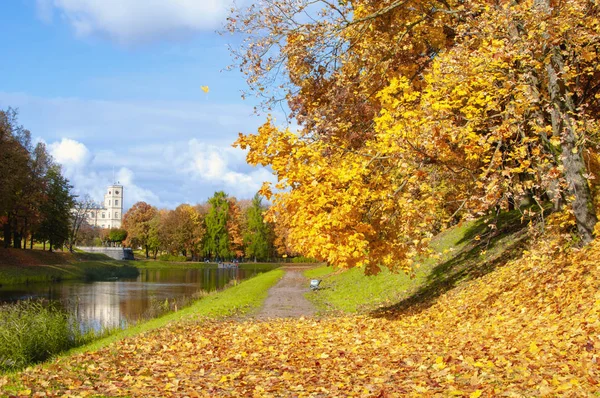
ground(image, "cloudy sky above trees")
xmin=0 ymin=0 xmax=277 ymax=210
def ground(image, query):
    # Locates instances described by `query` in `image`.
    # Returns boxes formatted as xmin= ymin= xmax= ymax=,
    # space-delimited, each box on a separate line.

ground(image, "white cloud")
xmin=36 ymin=0 xmax=232 ymax=44
xmin=180 ymin=139 xmax=276 ymax=198
xmin=115 ymin=167 xmax=161 ymax=205
xmin=48 ymin=138 xmax=90 ymax=165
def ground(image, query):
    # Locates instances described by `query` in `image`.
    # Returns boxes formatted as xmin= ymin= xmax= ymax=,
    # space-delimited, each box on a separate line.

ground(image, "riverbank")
xmin=0 ymin=267 xmax=284 ymax=375
xmin=0 ymin=248 xmax=138 ymax=285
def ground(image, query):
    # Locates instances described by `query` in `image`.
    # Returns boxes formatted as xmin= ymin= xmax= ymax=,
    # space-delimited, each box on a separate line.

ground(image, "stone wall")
xmin=78 ymin=247 xmax=134 ymax=260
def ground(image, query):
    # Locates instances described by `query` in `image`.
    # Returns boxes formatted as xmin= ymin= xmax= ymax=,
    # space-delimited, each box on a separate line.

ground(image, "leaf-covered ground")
xmin=2 ymin=235 xmax=599 ymax=397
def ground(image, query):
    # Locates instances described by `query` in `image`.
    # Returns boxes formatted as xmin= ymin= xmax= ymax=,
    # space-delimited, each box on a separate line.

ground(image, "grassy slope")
xmin=305 ymin=210 xmax=529 ymax=313
xmin=0 ymin=249 xmax=137 ymax=285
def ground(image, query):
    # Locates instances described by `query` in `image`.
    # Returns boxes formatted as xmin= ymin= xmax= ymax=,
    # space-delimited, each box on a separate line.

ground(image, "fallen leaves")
xmin=2 ymin=234 xmax=599 ymax=396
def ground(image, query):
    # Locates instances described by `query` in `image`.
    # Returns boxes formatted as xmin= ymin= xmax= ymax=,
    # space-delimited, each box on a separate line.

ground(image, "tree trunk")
xmin=546 ymin=50 xmax=597 ymax=244
xmin=49 ymin=238 xmax=53 ymax=252
xmin=12 ymin=230 xmax=21 ymax=249
xmin=30 ymin=235 xmax=34 ymax=250
xmin=145 ymin=245 xmax=149 ymax=259
xmin=3 ymin=218 xmax=11 ymax=248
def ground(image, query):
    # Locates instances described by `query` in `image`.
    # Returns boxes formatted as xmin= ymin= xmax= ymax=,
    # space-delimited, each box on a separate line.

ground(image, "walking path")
xmin=254 ymin=265 xmax=316 ymax=319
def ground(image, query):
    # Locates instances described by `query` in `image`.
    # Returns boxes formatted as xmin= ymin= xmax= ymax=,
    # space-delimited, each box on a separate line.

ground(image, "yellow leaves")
xmin=432 ymin=356 xmax=447 ymax=370
xmin=529 ymin=341 xmax=541 ymax=355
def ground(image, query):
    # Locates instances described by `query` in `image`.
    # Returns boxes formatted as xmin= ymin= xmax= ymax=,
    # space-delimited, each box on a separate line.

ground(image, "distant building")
xmin=85 ymin=184 xmax=124 ymax=229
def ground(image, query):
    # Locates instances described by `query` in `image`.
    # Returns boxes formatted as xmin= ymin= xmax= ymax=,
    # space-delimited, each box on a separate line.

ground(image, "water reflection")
xmin=0 ymin=267 xmax=260 ymax=331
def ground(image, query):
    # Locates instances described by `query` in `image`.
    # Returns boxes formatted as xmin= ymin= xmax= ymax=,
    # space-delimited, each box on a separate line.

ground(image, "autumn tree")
xmin=0 ymin=109 xmax=34 ymax=248
xmin=146 ymin=211 xmax=164 ymax=259
xmin=1 ymin=109 xmax=73 ymax=250
xmin=227 ymin=198 xmax=245 ymax=259
xmin=169 ymin=204 xmax=204 ymax=259
xmin=122 ymin=201 xmax=158 ymax=258
xmin=232 ymin=0 xmax=600 ymax=273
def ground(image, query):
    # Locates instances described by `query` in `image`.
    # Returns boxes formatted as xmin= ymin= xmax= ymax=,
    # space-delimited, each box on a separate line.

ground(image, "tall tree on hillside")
xmin=0 ymin=109 xmax=32 ymax=248
xmin=232 ymin=0 xmax=600 ymax=274
xmin=203 ymin=191 xmax=231 ymax=261
xmin=243 ymin=194 xmax=271 ymax=262
xmin=122 ymin=201 xmax=158 ymax=258
xmin=26 ymin=142 xmax=55 ymax=249
xmin=37 ymin=166 xmax=74 ymax=252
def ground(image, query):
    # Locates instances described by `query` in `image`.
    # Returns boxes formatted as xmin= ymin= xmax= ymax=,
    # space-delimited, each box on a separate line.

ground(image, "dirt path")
xmin=254 ymin=265 xmax=317 ymax=319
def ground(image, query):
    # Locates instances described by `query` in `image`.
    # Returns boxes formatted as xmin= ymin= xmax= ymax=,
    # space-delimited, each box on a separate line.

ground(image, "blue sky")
xmin=0 ymin=0 xmax=278 ymax=210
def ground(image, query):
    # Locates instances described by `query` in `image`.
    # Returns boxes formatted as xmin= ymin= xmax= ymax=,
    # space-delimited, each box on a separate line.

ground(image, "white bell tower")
xmin=104 ymin=184 xmax=124 ymax=229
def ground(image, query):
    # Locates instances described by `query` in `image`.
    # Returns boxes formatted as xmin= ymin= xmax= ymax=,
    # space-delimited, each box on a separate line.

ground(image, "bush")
xmin=0 ymin=301 xmax=94 ymax=371
xmin=157 ymin=254 xmax=187 ymax=262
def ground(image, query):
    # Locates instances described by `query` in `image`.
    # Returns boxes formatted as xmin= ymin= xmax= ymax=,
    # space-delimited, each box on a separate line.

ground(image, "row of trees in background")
xmin=0 ymin=109 xmax=75 ymax=251
xmin=123 ymin=192 xmax=290 ymax=262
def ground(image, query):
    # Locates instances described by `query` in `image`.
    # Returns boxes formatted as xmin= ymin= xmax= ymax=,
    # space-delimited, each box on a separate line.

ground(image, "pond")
xmin=0 ymin=266 xmax=275 ymax=331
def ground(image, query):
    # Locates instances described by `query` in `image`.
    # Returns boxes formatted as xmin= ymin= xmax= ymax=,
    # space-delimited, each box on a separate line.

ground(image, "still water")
xmin=0 ymin=266 xmax=270 ymax=330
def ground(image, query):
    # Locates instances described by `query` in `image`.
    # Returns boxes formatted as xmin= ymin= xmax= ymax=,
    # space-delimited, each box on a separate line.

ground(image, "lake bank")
xmin=0 ymin=248 xmax=136 ymax=285
xmin=0 ymin=267 xmax=285 ymax=374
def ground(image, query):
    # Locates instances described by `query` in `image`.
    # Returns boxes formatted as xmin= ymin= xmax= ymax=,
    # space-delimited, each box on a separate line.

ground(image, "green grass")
xmin=0 ymin=301 xmax=99 ymax=372
xmin=305 ymin=211 xmax=531 ymax=314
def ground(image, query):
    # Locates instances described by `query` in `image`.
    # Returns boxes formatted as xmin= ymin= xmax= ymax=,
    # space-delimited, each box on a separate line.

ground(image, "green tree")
xmin=243 ymin=194 xmax=272 ymax=262
xmin=37 ymin=166 xmax=74 ymax=252
xmin=108 ymin=228 xmax=128 ymax=246
xmin=203 ymin=191 xmax=231 ymax=261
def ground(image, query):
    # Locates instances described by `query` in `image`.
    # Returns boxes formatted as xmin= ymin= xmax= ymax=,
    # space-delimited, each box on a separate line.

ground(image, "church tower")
xmin=104 ymin=184 xmax=124 ymax=229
